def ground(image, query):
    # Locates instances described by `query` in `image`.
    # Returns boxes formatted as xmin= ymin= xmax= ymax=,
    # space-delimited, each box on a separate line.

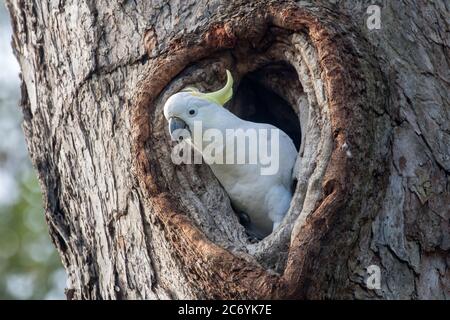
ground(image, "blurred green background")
xmin=0 ymin=2 xmax=65 ymax=299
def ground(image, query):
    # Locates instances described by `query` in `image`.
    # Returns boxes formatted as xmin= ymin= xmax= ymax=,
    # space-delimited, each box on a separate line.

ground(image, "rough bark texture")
xmin=6 ymin=0 xmax=449 ymax=299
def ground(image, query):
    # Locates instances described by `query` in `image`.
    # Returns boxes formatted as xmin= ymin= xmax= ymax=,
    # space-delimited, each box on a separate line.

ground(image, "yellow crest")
xmin=181 ymin=70 xmax=233 ymax=106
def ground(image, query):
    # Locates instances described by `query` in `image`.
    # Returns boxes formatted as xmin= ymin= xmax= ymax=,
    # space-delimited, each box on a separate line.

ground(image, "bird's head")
xmin=163 ymin=70 xmax=234 ymax=141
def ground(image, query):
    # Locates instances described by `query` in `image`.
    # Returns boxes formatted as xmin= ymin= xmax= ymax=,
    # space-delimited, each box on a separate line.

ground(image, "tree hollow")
xmin=132 ymin=3 xmax=387 ymax=298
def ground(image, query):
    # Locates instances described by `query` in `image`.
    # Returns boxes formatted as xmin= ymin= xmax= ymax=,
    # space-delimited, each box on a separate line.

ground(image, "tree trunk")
xmin=6 ymin=0 xmax=449 ymax=299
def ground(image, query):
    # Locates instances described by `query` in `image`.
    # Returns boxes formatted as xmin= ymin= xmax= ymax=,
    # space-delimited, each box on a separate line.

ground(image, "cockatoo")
xmin=163 ymin=70 xmax=297 ymax=238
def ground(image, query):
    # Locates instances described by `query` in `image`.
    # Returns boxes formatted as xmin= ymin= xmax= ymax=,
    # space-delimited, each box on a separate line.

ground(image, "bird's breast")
xmin=209 ymin=163 xmax=274 ymax=234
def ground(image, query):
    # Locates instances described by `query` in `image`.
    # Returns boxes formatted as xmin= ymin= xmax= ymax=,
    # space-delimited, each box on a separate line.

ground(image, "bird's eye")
xmin=188 ymin=109 xmax=197 ymax=117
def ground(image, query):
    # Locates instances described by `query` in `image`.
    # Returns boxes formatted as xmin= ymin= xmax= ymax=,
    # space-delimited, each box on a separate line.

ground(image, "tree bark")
xmin=6 ymin=0 xmax=449 ymax=299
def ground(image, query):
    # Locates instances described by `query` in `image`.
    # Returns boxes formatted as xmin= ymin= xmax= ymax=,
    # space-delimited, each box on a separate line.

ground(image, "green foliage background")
xmin=0 ymin=2 xmax=65 ymax=299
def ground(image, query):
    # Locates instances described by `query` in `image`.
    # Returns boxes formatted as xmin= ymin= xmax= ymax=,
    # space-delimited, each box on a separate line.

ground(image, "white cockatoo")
xmin=163 ymin=70 xmax=297 ymax=238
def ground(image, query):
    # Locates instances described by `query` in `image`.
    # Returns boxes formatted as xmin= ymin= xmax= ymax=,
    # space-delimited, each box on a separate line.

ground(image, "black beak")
xmin=168 ymin=117 xmax=189 ymax=141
